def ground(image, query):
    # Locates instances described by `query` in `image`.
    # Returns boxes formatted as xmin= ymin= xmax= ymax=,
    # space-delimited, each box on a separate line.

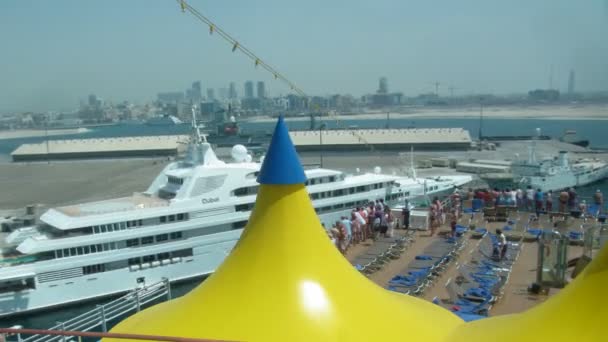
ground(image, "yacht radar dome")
xmin=231 ymin=144 xmax=248 ymax=162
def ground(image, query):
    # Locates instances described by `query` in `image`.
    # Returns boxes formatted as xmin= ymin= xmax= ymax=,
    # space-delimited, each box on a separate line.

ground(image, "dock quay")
xmin=290 ymin=128 xmax=472 ymax=151
xmin=10 ymin=135 xmax=188 ymax=162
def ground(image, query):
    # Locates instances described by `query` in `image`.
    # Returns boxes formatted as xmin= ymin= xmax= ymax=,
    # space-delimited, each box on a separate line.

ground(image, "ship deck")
xmin=344 ymin=209 xmax=588 ymax=317
xmin=55 ymin=193 xmax=169 ymax=217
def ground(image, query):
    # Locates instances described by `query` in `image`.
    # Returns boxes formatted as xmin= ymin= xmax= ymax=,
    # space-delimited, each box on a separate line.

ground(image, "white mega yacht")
xmin=0 ymin=116 xmax=471 ymax=317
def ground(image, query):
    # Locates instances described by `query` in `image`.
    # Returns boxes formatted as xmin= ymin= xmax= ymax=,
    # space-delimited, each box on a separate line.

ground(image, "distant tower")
xmin=378 ymin=77 xmax=388 ymax=94
xmin=206 ymin=88 xmax=215 ymax=101
xmin=191 ymin=81 xmax=202 ymax=101
xmin=257 ymin=81 xmax=266 ymax=99
xmin=244 ymin=81 xmax=255 ymax=99
xmin=88 ymin=94 xmax=98 ymax=107
xmin=228 ymin=82 xmax=238 ymax=99
xmin=568 ymin=69 xmax=576 ymax=95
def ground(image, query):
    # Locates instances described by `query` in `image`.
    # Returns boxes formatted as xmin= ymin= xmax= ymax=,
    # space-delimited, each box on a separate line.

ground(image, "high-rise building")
xmin=568 ymin=69 xmax=576 ymax=95
xmin=244 ymin=81 xmax=255 ymax=99
xmin=206 ymin=88 xmax=215 ymax=101
xmin=256 ymin=81 xmax=266 ymax=99
xmin=188 ymin=81 xmax=202 ymax=102
xmin=378 ymin=77 xmax=388 ymax=94
xmin=228 ymin=82 xmax=238 ymax=99
xmin=88 ymin=94 xmax=98 ymax=107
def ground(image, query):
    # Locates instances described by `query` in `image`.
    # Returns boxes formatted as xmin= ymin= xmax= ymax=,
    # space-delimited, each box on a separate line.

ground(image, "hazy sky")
xmin=1 ymin=0 xmax=607 ymax=112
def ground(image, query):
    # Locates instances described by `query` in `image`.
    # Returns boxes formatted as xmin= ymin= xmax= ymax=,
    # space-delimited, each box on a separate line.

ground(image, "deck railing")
xmin=9 ymin=279 xmax=172 ymax=342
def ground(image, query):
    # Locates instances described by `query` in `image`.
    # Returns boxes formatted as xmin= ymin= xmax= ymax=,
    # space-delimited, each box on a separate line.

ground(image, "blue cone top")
xmin=257 ymin=116 xmax=307 ymax=185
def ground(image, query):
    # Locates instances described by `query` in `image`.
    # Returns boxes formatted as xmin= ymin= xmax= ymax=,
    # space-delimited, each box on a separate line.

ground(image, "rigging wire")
xmin=175 ymin=0 xmax=415 ymax=173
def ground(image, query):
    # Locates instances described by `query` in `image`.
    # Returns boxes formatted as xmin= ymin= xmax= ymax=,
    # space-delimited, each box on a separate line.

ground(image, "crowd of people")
xmin=466 ymin=186 xmax=604 ymax=216
xmin=327 ymin=199 xmax=396 ymax=254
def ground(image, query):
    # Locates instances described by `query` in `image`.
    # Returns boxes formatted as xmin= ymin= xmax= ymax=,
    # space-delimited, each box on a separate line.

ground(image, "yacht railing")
xmin=12 ymin=279 xmax=172 ymax=342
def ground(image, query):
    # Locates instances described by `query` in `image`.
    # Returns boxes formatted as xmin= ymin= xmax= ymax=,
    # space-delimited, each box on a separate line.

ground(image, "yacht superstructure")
xmin=0 ymin=114 xmax=471 ymax=317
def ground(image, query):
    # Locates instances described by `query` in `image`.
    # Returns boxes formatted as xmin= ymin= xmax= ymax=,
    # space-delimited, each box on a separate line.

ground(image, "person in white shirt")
xmin=496 ymin=229 xmax=507 ymax=260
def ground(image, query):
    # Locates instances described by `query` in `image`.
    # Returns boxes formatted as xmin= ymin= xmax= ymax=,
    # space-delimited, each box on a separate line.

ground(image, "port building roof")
xmin=289 ymin=128 xmax=472 ymax=150
xmin=11 ymin=135 xmax=188 ymax=161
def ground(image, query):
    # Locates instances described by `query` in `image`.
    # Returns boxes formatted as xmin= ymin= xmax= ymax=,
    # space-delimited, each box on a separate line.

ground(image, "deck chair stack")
xmin=445 ymin=233 xmax=521 ymax=317
xmin=351 ymin=230 xmax=415 ymax=275
xmin=387 ymin=235 xmax=466 ymax=296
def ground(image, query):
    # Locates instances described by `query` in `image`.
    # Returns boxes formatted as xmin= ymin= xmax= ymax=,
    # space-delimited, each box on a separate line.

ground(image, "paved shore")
xmin=247 ymin=104 xmax=608 ymax=123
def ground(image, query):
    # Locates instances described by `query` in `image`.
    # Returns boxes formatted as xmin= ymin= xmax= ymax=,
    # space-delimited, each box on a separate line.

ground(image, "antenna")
xmin=478 ymin=98 xmax=484 ymax=141
xmin=409 ymin=146 xmax=417 ymax=180
xmin=433 ymin=81 xmax=441 ymax=96
xmin=191 ymin=105 xmax=206 ymax=143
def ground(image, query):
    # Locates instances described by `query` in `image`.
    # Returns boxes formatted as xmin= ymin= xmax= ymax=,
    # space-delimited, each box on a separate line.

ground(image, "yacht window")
xmin=158 ymin=252 xmax=170 ymax=261
xmin=236 ymin=203 xmax=254 ymax=212
xmin=102 ymin=243 xmax=109 ymax=251
xmin=177 ymin=213 xmax=184 ymax=221
xmin=171 ymin=249 xmax=193 ymax=258
xmin=128 ymin=257 xmax=140 ymax=266
xmin=168 ymin=176 xmax=184 ymax=185
xmin=232 ymin=186 xmax=259 ymax=197
xmin=120 ymin=222 xmax=127 ymax=230
xmin=156 ymin=234 xmax=168 ymax=242
xmin=56 ymin=249 xmax=63 ymax=258
xmin=329 ymin=176 xmax=336 ymax=182
xmin=349 ymin=187 xmax=355 ymax=194
xmin=169 ymin=215 xmax=176 ymax=222
xmin=141 ymin=236 xmax=154 ymax=245
xmin=232 ymin=221 xmax=247 ymax=230
xmin=90 ymin=245 xmax=97 ymax=253
xmin=138 ymin=220 xmax=143 ymax=226
xmin=170 ymin=231 xmax=183 ymax=240
xmin=311 ymin=179 xmax=317 ymax=185
xmin=126 ymin=238 xmax=139 ymax=247
xmin=101 ymin=225 xmax=107 ymax=233
xmin=160 ymin=216 xmax=167 ymax=223
xmin=70 ymin=248 xmax=76 ymax=255
xmin=142 ymin=255 xmax=155 ymax=263
xmin=83 ymin=264 xmax=105 ymax=275
xmin=84 ymin=246 xmax=90 ymax=254
xmin=191 ymin=175 xmax=228 ymax=196
xmin=333 ymin=189 xmax=344 ymax=197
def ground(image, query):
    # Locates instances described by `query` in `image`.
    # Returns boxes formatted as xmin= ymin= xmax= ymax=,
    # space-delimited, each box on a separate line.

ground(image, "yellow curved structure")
xmin=108 ymin=116 xmax=608 ymax=341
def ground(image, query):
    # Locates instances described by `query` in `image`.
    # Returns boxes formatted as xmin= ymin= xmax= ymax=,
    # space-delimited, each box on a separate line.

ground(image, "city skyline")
xmin=1 ymin=0 xmax=608 ymax=112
